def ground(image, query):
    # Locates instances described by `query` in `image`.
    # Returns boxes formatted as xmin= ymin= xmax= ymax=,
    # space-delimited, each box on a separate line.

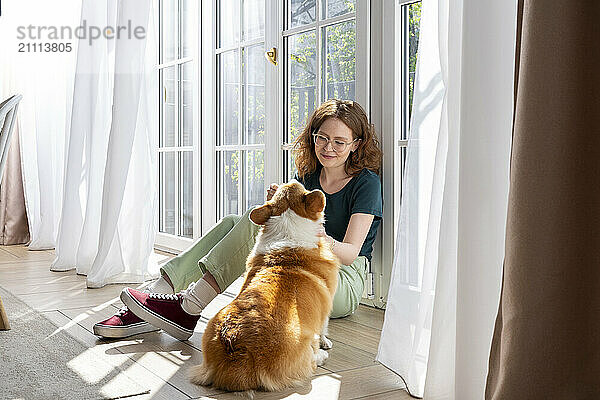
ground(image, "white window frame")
xmin=368 ymin=0 xmax=417 ymax=307
xmin=396 ymin=0 xmax=419 ymax=290
xmin=201 ymin=1 xmax=218 ymax=233
xmin=213 ymin=3 xmax=271 ymax=220
xmin=200 ymin=0 xmax=282 ymax=232
xmin=376 ymin=0 xmax=394 ymax=308
xmin=155 ymin=0 xmax=201 ymax=253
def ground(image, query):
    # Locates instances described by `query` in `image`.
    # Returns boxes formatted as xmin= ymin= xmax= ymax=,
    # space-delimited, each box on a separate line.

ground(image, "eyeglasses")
xmin=313 ymin=133 xmax=360 ymax=153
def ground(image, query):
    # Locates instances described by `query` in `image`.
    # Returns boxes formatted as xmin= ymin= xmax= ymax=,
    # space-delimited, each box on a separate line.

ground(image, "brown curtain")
xmin=486 ymin=1 xmax=600 ymax=399
xmin=0 ymin=121 xmax=29 ymax=245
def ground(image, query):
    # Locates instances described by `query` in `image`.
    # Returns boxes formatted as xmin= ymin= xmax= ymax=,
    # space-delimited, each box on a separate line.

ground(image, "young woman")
xmin=93 ymin=99 xmax=383 ymax=340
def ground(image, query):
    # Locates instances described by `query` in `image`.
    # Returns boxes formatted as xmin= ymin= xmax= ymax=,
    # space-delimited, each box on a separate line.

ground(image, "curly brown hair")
xmin=292 ymin=99 xmax=382 ymax=179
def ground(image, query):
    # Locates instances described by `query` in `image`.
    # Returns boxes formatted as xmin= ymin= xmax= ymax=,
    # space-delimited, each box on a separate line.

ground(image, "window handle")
xmin=265 ymin=47 xmax=277 ymax=66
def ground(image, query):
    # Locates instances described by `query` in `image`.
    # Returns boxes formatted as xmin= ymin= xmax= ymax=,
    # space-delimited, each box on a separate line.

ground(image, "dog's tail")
xmin=196 ymin=324 xmax=259 ymax=391
xmin=193 ymin=320 xmax=297 ymax=392
xmin=219 ymin=319 xmax=240 ymax=356
xmin=220 ymin=334 xmax=236 ymax=355
xmin=217 ymin=324 xmax=310 ymax=392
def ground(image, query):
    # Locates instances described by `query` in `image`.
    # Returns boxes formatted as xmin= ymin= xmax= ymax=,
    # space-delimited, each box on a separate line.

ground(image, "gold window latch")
xmin=265 ymin=47 xmax=277 ymax=66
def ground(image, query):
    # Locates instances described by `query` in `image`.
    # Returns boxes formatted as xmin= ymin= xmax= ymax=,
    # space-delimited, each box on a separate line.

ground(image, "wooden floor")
xmin=0 ymin=244 xmax=409 ymax=400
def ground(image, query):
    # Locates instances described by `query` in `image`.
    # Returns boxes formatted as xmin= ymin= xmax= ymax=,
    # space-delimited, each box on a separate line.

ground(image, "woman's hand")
xmin=266 ymin=183 xmax=279 ymax=201
xmin=317 ymin=227 xmax=335 ymax=248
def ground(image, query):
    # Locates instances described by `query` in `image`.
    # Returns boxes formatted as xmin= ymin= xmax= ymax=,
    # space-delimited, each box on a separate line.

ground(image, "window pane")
xmin=159 ymin=152 xmax=176 ymax=235
xmin=287 ymin=30 xmax=317 ymax=145
xmin=182 ymin=62 xmax=193 ymax=146
xmin=221 ymin=151 xmax=239 ymax=216
xmin=160 ymin=0 xmax=178 ymax=63
xmin=181 ymin=0 xmax=193 ymax=58
xmin=180 ymin=151 xmax=193 ymax=238
xmin=246 ymin=150 xmax=264 ymax=209
xmin=324 ymin=20 xmax=356 ymax=101
xmin=160 ymin=66 xmax=177 ymax=147
xmin=408 ymin=2 xmax=421 ymax=126
xmin=219 ymin=0 xmax=240 ymax=47
xmin=243 ymin=0 xmax=265 ymax=41
xmin=219 ymin=50 xmax=240 ymax=145
xmin=324 ymin=0 xmax=355 ymax=19
xmin=288 ymin=154 xmax=297 ymax=183
xmin=245 ymin=44 xmax=265 ymax=145
xmin=287 ymin=0 xmax=316 ymax=29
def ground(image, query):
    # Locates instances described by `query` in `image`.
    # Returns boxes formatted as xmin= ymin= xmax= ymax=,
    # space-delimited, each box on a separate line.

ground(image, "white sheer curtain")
xmin=377 ymin=0 xmax=517 ymax=398
xmin=0 ymin=0 xmax=80 ymax=250
xmin=50 ymin=0 xmax=160 ymax=288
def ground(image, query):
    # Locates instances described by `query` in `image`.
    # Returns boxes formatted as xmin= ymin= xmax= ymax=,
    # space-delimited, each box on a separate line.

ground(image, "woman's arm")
xmin=321 ymin=213 xmax=374 ymax=265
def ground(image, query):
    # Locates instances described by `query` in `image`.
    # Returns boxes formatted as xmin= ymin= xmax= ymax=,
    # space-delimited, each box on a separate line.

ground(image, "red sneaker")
xmin=93 ymin=307 xmax=159 ymax=338
xmin=120 ymin=288 xmax=200 ymax=340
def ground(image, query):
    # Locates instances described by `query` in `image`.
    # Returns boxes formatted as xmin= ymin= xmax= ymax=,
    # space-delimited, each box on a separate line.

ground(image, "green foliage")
xmin=326 ymin=20 xmax=356 ymax=99
xmin=408 ymin=2 xmax=421 ymax=119
xmin=289 ymin=31 xmax=317 ymax=145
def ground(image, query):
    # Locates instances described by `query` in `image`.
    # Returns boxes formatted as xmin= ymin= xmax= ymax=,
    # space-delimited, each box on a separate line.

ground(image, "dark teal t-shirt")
xmin=296 ymin=168 xmax=383 ymax=261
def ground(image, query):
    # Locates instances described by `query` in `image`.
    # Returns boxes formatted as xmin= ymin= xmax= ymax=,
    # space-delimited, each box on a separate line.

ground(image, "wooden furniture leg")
xmin=0 ymin=295 xmax=10 ymax=330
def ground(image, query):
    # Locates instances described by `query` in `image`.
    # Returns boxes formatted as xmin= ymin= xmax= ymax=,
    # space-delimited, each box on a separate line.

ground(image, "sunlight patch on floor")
xmin=66 ymin=346 xmax=128 ymax=384
xmin=46 ymin=310 xmax=97 ymax=338
xmin=92 ymin=296 xmax=123 ymax=312
xmin=103 ymin=354 xmax=173 ymax=398
xmin=46 ymin=299 xmax=121 ymax=338
xmin=298 ymin=374 xmax=342 ymax=399
xmin=157 ymin=350 xmax=190 ymax=365
xmin=136 ymin=351 xmax=188 ymax=378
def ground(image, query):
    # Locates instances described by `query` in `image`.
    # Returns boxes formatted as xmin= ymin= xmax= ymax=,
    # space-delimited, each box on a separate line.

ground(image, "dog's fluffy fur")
xmin=189 ymin=181 xmax=339 ymax=393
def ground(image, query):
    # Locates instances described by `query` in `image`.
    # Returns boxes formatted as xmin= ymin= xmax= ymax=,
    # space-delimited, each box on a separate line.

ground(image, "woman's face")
xmin=313 ymin=118 xmax=359 ymax=171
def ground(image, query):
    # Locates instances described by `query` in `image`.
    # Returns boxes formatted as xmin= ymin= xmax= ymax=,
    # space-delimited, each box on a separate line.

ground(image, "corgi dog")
xmin=189 ymin=180 xmax=339 ymax=393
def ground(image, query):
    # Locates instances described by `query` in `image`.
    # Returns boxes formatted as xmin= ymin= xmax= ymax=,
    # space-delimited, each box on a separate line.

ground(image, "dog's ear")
xmin=305 ymin=190 xmax=325 ymax=214
xmin=250 ymin=204 xmax=273 ymax=225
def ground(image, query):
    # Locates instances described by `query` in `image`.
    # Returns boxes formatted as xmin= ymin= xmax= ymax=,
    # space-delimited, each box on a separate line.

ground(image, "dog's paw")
xmin=319 ymin=335 xmax=333 ymax=350
xmin=315 ymin=349 xmax=329 ymax=366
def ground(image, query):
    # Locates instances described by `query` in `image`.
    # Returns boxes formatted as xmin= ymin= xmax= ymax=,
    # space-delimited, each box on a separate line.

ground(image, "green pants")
xmin=161 ymin=208 xmax=368 ymax=318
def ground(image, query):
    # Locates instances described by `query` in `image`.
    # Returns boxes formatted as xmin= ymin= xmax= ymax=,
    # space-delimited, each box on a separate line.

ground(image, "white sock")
xmin=147 ymin=276 xmax=174 ymax=294
xmin=181 ymin=279 xmax=218 ymax=316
